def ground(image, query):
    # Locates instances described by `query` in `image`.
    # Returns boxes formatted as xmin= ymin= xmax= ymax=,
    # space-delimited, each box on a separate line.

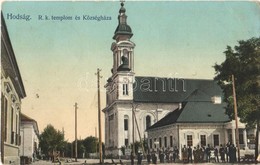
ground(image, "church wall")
xmin=147 ymin=123 xmax=228 ymax=157
xmin=105 ymin=102 xmax=179 ymax=155
xmin=148 ymin=124 xmax=179 ymax=151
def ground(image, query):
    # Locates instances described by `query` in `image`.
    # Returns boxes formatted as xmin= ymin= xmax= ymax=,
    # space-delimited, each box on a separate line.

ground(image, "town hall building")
xmin=102 ymin=2 xmax=255 ymax=157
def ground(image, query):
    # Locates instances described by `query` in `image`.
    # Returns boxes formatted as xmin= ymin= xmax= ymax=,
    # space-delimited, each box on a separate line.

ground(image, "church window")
xmin=187 ymin=135 xmax=193 ymax=147
xmin=123 ymin=84 xmax=128 ymax=95
xmin=164 ymin=137 xmax=167 ymax=148
xmin=150 ymin=139 xmax=153 ymax=149
xmin=239 ymin=129 xmax=244 ymax=144
xmin=170 ymin=136 xmax=173 ymax=147
xmin=159 ymin=137 xmax=162 ymax=148
xmin=200 ymin=135 xmax=206 ymax=147
xmin=213 ymin=134 xmax=219 ymax=146
xmin=124 ymin=119 xmax=128 ymax=131
xmin=146 ymin=116 xmax=151 ymax=130
xmin=125 ymin=139 xmax=129 ymax=146
xmin=154 ymin=138 xmax=157 ymax=148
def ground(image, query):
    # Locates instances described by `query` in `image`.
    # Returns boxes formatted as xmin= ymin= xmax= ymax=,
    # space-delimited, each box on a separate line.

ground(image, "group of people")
xmin=130 ymin=146 xmax=180 ymax=165
xmin=130 ymin=142 xmax=238 ymax=164
xmin=181 ymin=143 xmax=237 ymax=163
xmin=148 ymin=146 xmax=180 ymax=164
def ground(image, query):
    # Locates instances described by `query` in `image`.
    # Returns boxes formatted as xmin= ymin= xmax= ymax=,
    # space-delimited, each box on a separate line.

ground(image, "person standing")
xmin=214 ymin=146 xmax=219 ymax=162
xmin=172 ymin=146 xmax=177 ymax=162
xmin=225 ymin=142 xmax=230 ymax=162
xmin=182 ymin=145 xmax=188 ymax=163
xmin=205 ymin=144 xmax=211 ymax=162
xmin=187 ymin=146 xmax=193 ymax=163
xmin=137 ymin=152 xmax=143 ymax=165
xmin=130 ymin=152 xmax=134 ymax=165
xmin=219 ymin=144 xmax=225 ymax=162
xmin=151 ymin=150 xmax=157 ymax=164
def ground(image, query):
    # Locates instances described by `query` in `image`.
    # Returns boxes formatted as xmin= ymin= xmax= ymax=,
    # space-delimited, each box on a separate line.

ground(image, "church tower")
xmin=106 ymin=1 xmax=135 ymax=105
xmin=104 ymin=1 xmax=136 ymax=155
xmin=103 ymin=2 xmax=177 ymax=156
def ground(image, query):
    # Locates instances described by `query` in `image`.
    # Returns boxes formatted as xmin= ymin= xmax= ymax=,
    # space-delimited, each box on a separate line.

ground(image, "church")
xmin=102 ymin=2 xmax=254 ymax=157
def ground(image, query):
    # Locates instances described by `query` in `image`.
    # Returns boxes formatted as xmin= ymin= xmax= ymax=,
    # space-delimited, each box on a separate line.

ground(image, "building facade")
xmin=146 ymin=87 xmax=250 ymax=157
xmin=103 ymin=2 xmax=259 ymax=158
xmin=20 ymin=114 xmax=39 ymax=163
xmin=103 ymin=2 xmax=176 ymax=155
xmin=1 ymin=13 xmax=26 ymax=164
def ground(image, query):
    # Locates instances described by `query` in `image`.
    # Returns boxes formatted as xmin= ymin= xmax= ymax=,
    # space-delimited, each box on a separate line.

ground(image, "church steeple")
xmin=105 ymin=1 xmax=136 ymax=104
xmin=113 ymin=1 xmax=133 ymax=41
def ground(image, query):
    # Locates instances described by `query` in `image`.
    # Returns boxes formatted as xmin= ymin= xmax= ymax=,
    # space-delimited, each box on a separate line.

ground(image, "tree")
xmin=39 ymin=124 xmax=66 ymax=158
xmin=82 ymin=136 xmax=98 ymax=154
xmin=214 ymin=37 xmax=260 ymax=161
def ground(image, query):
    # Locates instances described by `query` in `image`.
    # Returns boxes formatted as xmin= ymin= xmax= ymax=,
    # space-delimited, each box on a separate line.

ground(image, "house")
xmin=20 ymin=113 xmax=39 ymax=163
xmin=146 ymin=80 xmax=249 ymax=157
xmin=1 ymin=13 xmax=26 ymax=164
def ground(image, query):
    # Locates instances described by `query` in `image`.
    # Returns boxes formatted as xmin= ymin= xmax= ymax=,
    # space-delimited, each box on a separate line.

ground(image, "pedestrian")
xmin=137 ymin=151 xmax=143 ymax=165
xmin=193 ymin=147 xmax=198 ymax=163
xmin=166 ymin=150 xmax=170 ymax=163
xmin=182 ymin=145 xmax=188 ymax=163
xmin=152 ymin=151 xmax=157 ymax=164
xmin=199 ymin=147 xmax=204 ymax=163
xmin=173 ymin=146 xmax=179 ymax=161
xmin=219 ymin=144 xmax=225 ymax=162
xmin=159 ymin=150 xmax=164 ymax=163
xmin=205 ymin=144 xmax=211 ymax=162
xmin=229 ymin=144 xmax=237 ymax=163
xmin=225 ymin=142 xmax=230 ymax=162
xmin=130 ymin=152 xmax=134 ymax=165
xmin=187 ymin=146 xmax=192 ymax=163
xmin=147 ymin=152 xmax=151 ymax=164
xmin=214 ymin=146 xmax=219 ymax=162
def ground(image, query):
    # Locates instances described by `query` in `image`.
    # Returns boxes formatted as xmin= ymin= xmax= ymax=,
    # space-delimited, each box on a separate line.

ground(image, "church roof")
xmin=133 ymin=76 xmax=221 ymax=103
xmin=113 ymin=2 xmax=133 ymax=40
xmin=148 ymin=101 xmax=230 ymax=130
xmin=136 ymin=76 xmax=231 ymax=130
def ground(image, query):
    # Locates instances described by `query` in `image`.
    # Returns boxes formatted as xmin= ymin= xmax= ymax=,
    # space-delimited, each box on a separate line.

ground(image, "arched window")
xmin=146 ymin=115 xmax=151 ymax=130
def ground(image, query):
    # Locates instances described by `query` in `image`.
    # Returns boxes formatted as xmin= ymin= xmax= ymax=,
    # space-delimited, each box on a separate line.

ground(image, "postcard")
xmin=1 ymin=1 xmax=259 ymax=164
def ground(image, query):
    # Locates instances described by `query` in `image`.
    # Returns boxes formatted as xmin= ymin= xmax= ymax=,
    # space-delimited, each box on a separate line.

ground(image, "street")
xmin=31 ymin=159 xmax=259 ymax=165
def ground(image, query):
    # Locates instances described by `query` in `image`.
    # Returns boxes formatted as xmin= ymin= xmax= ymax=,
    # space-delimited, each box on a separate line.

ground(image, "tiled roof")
xmin=21 ymin=113 xmax=36 ymax=122
xmin=177 ymin=102 xmax=230 ymax=123
xmin=141 ymin=76 xmax=231 ymax=130
xmin=133 ymin=77 xmax=221 ymax=103
xmin=148 ymin=102 xmax=230 ymax=130
xmin=21 ymin=113 xmax=39 ymax=136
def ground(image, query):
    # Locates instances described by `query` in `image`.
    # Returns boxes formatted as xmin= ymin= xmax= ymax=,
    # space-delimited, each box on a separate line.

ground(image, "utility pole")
xmin=133 ymin=106 xmax=146 ymax=157
xmin=95 ymin=68 xmax=103 ymax=164
xmin=74 ymin=102 xmax=78 ymax=162
xmin=132 ymin=103 xmax=135 ymax=156
xmin=232 ymin=74 xmax=240 ymax=162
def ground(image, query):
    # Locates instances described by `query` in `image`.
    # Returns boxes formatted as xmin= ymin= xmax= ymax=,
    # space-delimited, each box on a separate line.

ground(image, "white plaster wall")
xmin=20 ymin=124 xmax=34 ymax=157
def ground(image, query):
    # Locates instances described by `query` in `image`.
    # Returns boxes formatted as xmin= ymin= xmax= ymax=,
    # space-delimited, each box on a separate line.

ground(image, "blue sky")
xmin=2 ymin=1 xmax=260 ymax=141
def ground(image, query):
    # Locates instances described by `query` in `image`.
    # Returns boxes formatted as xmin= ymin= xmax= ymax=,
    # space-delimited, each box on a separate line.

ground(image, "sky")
xmin=1 ymin=1 xmax=260 ymax=142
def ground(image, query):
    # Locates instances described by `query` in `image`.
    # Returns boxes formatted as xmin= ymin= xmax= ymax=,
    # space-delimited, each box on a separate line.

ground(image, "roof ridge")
xmin=21 ymin=113 xmax=36 ymax=122
xmin=135 ymin=76 xmax=214 ymax=81
xmin=183 ymin=88 xmax=212 ymax=102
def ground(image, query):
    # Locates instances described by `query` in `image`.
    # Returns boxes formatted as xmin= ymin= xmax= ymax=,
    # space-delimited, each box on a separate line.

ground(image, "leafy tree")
xmin=82 ymin=136 xmax=98 ymax=154
xmin=39 ymin=124 xmax=66 ymax=157
xmin=214 ymin=37 xmax=260 ymax=160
